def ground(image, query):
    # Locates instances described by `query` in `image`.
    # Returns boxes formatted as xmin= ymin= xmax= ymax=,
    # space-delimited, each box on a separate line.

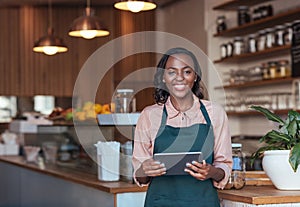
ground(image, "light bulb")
xmin=127 ymin=1 xmax=144 ymax=13
xmin=79 ymin=30 xmax=98 ymax=39
xmin=43 ymin=46 xmax=58 ymax=55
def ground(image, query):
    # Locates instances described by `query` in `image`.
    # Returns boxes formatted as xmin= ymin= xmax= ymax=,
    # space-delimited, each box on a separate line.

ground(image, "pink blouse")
xmin=132 ymin=95 xmax=233 ymax=189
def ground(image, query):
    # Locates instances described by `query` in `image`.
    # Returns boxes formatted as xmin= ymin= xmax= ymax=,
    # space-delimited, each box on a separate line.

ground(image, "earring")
xmin=194 ymin=79 xmax=197 ymax=82
xmin=163 ymin=79 xmax=166 ymax=83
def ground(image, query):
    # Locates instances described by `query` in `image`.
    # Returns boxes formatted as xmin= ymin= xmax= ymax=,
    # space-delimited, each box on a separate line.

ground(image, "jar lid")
xmin=232 ymin=143 xmax=242 ymax=148
xmin=116 ymin=89 xmax=134 ymax=93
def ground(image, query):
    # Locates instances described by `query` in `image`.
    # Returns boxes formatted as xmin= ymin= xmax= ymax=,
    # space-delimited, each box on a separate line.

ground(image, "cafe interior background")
xmin=0 ymin=0 xmax=300 ymax=187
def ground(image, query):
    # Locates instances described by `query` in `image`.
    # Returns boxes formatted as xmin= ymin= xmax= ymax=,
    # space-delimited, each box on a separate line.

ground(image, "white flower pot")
xmin=263 ymin=150 xmax=300 ymax=190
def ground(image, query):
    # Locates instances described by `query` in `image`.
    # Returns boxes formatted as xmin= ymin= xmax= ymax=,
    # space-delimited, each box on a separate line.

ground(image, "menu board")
xmin=292 ymin=21 xmax=300 ymax=77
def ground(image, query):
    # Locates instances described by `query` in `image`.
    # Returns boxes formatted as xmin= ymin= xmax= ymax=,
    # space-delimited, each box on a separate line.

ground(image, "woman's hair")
xmin=154 ymin=47 xmax=203 ymax=104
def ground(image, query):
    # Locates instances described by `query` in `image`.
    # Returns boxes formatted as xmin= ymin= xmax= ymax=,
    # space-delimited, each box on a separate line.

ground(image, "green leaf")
xmin=250 ymin=106 xmax=284 ymax=124
xmin=286 ymin=118 xmax=298 ymax=138
xmin=262 ymin=130 xmax=291 ymax=147
xmin=289 ymin=143 xmax=300 ymax=172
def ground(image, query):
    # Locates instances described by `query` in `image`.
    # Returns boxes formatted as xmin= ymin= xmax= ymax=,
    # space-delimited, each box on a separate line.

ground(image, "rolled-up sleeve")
xmin=211 ymin=104 xmax=232 ymax=189
xmin=132 ymin=108 xmax=154 ymax=186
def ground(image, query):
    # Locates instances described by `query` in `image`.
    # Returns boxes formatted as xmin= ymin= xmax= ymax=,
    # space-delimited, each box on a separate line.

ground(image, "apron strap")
xmin=199 ymin=101 xmax=211 ymax=126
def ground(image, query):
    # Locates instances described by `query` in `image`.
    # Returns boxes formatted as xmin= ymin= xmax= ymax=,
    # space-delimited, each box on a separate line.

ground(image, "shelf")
xmin=213 ymin=45 xmax=290 ymax=63
xmin=227 ymin=109 xmax=298 ymax=116
xmin=213 ymin=7 xmax=300 ymax=37
xmin=216 ymin=77 xmax=297 ymax=89
xmin=213 ymin=0 xmax=274 ymax=10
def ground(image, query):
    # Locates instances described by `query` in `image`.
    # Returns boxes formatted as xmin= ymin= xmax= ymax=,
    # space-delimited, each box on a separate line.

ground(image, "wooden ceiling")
xmin=0 ymin=0 xmax=184 ymax=8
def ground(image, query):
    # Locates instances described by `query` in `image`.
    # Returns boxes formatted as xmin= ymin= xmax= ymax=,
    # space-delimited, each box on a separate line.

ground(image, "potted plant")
xmin=250 ymin=106 xmax=300 ymax=190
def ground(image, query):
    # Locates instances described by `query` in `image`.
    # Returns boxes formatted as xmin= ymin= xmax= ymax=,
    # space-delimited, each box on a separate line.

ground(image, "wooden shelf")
xmin=216 ymin=77 xmax=297 ymax=89
xmin=213 ymin=7 xmax=300 ymax=37
xmin=214 ymin=45 xmax=290 ymax=63
xmin=227 ymin=109 xmax=298 ymax=116
xmin=213 ymin=0 xmax=274 ymax=10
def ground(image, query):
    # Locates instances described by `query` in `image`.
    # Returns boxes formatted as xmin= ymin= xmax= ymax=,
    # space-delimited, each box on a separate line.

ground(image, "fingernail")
xmin=186 ymin=163 xmax=191 ymax=167
xmin=154 ymin=161 xmax=161 ymax=164
xmin=161 ymin=163 xmax=165 ymax=167
xmin=184 ymin=168 xmax=188 ymax=172
xmin=192 ymin=160 xmax=197 ymax=165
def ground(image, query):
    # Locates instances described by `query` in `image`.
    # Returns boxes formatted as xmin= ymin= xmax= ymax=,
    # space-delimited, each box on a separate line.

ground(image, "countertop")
xmin=0 ymin=155 xmax=147 ymax=194
xmin=218 ymin=185 xmax=300 ymax=205
xmin=2 ymin=156 xmax=300 ymax=205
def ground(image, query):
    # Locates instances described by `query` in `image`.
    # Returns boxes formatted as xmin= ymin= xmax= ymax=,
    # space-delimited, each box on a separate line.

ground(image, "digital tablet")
xmin=153 ymin=152 xmax=203 ymax=176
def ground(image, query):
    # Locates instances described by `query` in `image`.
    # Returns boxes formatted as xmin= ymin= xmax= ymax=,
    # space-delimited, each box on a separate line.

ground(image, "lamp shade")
xmin=68 ymin=7 xmax=110 ymax=39
xmin=33 ymin=28 xmax=68 ymax=55
xmin=114 ymin=0 xmax=156 ymax=13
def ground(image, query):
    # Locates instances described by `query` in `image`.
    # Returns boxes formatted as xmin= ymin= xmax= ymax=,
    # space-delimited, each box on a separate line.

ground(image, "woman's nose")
xmin=175 ymin=71 xmax=184 ymax=80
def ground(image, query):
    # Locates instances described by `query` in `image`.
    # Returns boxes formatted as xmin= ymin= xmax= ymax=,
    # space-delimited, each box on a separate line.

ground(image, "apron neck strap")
xmin=161 ymin=100 xmax=211 ymax=126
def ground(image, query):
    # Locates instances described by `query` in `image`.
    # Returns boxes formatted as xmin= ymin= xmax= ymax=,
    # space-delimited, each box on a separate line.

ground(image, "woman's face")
xmin=163 ymin=53 xmax=197 ymax=100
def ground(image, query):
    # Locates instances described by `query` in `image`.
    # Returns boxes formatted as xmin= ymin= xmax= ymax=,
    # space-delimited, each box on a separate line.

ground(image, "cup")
xmin=24 ymin=146 xmax=40 ymax=163
xmin=42 ymin=142 xmax=58 ymax=164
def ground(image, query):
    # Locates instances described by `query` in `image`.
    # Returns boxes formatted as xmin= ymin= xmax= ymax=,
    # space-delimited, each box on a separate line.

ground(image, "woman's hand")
xmin=184 ymin=160 xmax=225 ymax=182
xmin=135 ymin=158 xmax=166 ymax=184
xmin=141 ymin=158 xmax=166 ymax=177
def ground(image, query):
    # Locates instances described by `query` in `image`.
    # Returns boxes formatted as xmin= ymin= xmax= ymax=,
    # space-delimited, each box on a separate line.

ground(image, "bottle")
xmin=274 ymin=25 xmax=285 ymax=46
xmin=231 ymin=143 xmax=246 ymax=189
xmin=284 ymin=22 xmax=293 ymax=45
xmin=248 ymin=34 xmax=257 ymax=53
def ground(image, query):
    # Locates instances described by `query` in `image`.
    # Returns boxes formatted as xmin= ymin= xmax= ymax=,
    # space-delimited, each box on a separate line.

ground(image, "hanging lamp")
xmin=68 ymin=0 xmax=110 ymax=39
xmin=33 ymin=0 xmax=68 ymax=55
xmin=114 ymin=0 xmax=156 ymax=13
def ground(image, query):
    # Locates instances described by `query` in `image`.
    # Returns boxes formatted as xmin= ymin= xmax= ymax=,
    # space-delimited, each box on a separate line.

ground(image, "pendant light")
xmin=68 ymin=0 xmax=110 ymax=39
xmin=114 ymin=0 xmax=157 ymax=13
xmin=33 ymin=0 xmax=68 ymax=55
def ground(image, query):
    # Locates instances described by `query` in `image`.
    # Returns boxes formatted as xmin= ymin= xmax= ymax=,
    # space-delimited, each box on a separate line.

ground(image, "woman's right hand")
xmin=141 ymin=158 xmax=166 ymax=177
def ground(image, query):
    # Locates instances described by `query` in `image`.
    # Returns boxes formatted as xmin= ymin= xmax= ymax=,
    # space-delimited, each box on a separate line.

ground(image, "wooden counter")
xmin=0 ymin=155 xmax=147 ymax=194
xmin=219 ymin=185 xmax=300 ymax=205
xmin=2 ymin=156 xmax=300 ymax=207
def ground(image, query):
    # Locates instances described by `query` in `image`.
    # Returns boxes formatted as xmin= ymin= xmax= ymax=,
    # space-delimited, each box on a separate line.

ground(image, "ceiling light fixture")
xmin=33 ymin=0 xmax=68 ymax=55
xmin=68 ymin=0 xmax=110 ymax=39
xmin=114 ymin=0 xmax=156 ymax=13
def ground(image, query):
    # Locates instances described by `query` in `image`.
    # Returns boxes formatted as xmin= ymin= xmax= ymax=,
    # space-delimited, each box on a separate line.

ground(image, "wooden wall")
xmin=0 ymin=5 xmax=155 ymax=108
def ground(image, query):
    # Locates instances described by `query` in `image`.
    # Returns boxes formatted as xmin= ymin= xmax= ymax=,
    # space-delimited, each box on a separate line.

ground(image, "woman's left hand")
xmin=184 ymin=160 xmax=225 ymax=182
xmin=184 ymin=160 xmax=211 ymax=181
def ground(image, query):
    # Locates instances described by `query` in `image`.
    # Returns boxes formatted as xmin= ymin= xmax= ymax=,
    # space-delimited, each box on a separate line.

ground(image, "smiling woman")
xmin=132 ymin=47 xmax=233 ymax=207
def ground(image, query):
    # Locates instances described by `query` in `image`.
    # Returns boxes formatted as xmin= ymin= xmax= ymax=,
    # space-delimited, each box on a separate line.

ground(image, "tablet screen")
xmin=153 ymin=152 xmax=203 ymax=175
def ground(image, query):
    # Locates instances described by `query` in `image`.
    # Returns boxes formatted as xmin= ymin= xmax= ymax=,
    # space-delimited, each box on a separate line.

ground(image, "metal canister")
xmin=274 ymin=25 xmax=285 ymax=46
xmin=248 ymin=34 xmax=257 ymax=53
xmin=257 ymin=30 xmax=266 ymax=51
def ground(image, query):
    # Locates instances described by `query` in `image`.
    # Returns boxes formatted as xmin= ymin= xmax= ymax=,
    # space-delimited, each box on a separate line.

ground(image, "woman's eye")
xmin=184 ymin=70 xmax=192 ymax=75
xmin=167 ymin=71 xmax=176 ymax=75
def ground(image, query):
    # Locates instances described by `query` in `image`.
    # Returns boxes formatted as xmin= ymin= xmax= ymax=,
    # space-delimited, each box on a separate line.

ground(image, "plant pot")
xmin=262 ymin=150 xmax=300 ymax=190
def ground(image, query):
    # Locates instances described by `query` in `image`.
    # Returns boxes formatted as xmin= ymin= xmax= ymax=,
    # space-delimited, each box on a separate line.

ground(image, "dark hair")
xmin=154 ymin=47 xmax=203 ymax=104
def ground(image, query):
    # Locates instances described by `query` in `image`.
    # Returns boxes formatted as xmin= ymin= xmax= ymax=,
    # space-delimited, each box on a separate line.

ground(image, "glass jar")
xmin=257 ymin=30 xmax=266 ymax=51
xmin=248 ymin=34 xmax=257 ymax=53
xmin=274 ymin=25 xmax=285 ymax=46
xmin=216 ymin=16 xmax=227 ymax=33
xmin=284 ymin=22 xmax=293 ymax=45
xmin=237 ymin=6 xmax=251 ymax=26
xmin=233 ymin=37 xmax=245 ymax=56
xmin=227 ymin=143 xmax=245 ymax=190
xmin=262 ymin=62 xmax=270 ymax=79
xmin=265 ymin=28 xmax=275 ymax=48
xmin=220 ymin=43 xmax=227 ymax=59
xmin=114 ymin=89 xmax=135 ymax=113
xmin=278 ymin=59 xmax=290 ymax=78
xmin=268 ymin=61 xmax=278 ymax=79
xmin=226 ymin=42 xmax=234 ymax=57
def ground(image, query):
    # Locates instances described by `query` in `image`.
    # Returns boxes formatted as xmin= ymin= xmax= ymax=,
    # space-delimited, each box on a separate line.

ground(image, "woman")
xmin=132 ymin=47 xmax=232 ymax=207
